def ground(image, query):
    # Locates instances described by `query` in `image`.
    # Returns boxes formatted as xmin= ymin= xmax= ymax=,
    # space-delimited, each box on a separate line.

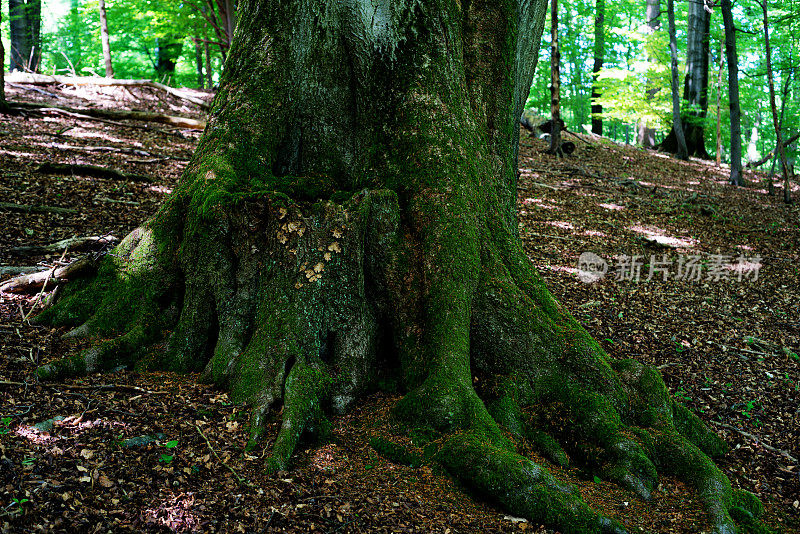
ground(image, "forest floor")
xmin=0 ymin=83 xmax=798 ymax=534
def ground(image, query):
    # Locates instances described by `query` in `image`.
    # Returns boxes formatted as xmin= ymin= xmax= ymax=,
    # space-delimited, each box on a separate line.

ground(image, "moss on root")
xmin=34 ymin=186 xmax=766 ymax=534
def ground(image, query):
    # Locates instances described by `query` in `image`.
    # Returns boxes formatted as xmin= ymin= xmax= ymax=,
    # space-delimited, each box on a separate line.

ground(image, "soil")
xmin=0 ymin=84 xmax=798 ymax=533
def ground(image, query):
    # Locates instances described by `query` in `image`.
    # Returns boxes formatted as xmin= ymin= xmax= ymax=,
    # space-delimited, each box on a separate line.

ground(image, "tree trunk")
xmin=548 ymin=0 xmax=564 ymax=155
xmin=721 ymin=0 xmax=743 ymax=186
xmin=98 ymin=0 xmax=114 ymax=78
xmin=0 ymin=4 xmax=6 ymax=110
xmin=35 ymin=2 xmax=755 ymax=533
xmin=204 ymin=40 xmax=213 ymax=88
xmin=638 ymin=0 xmax=659 ymax=148
xmin=667 ymin=0 xmax=688 ymax=160
xmin=195 ymin=38 xmax=205 ymax=88
xmin=715 ymin=38 xmax=723 ymax=166
xmin=591 ymin=0 xmax=604 ymax=136
xmin=762 ymin=1 xmax=792 ymax=202
xmin=659 ymin=0 xmax=711 ymax=159
xmin=155 ymin=35 xmax=183 ymax=83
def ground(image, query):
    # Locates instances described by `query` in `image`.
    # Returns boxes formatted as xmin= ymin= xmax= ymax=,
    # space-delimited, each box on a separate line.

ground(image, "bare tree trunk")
xmin=660 ymin=0 xmax=710 ymax=158
xmin=638 ymin=0 xmax=660 ymax=147
xmin=548 ymin=0 xmax=563 ymax=155
xmin=0 ymin=2 xmax=6 ymax=110
xmin=715 ymin=38 xmax=723 ymax=166
xmin=667 ymin=0 xmax=688 ymax=160
xmin=204 ymin=41 xmax=213 ymax=88
xmin=767 ymin=72 xmax=794 ymax=186
xmin=195 ymin=39 xmax=205 ymax=88
xmin=721 ymin=0 xmax=743 ymax=185
xmin=98 ymin=0 xmax=114 ymax=78
xmin=590 ymin=0 xmax=604 ymax=135
xmin=762 ymin=1 xmax=792 ymax=202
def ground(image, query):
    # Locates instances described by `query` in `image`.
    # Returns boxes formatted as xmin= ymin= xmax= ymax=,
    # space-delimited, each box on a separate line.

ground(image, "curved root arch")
xmin=36 ymin=190 xmax=761 ymax=534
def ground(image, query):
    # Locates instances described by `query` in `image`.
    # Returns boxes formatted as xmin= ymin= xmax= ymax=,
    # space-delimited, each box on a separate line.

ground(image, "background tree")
xmin=8 ymin=0 xmax=41 ymax=72
xmin=721 ymin=0 xmax=743 ymax=185
xmin=637 ymin=0 xmax=660 ymax=147
xmin=549 ymin=0 xmax=565 ymax=154
xmin=667 ymin=0 xmax=688 ymax=159
xmin=761 ymin=0 xmax=793 ymax=202
xmin=660 ymin=0 xmax=711 ymax=158
xmin=0 ymin=0 xmax=6 ymax=111
xmin=591 ymin=0 xmax=604 ymax=135
xmin=98 ymin=0 xmax=114 ymax=77
xmin=34 ymin=1 xmax=762 ymax=533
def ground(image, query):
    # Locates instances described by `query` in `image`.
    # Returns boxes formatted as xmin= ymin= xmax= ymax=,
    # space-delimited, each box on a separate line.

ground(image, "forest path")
xmin=1 ymin=87 xmax=798 ymax=533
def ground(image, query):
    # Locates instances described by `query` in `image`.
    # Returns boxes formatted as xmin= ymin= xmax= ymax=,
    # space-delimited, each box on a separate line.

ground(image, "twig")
xmin=0 ymin=381 xmax=167 ymax=395
xmin=0 ymin=201 xmax=77 ymax=215
xmin=194 ymin=424 xmax=252 ymax=487
xmin=23 ymin=247 xmax=66 ymax=321
xmin=712 ymin=421 xmax=798 ymax=463
xmin=36 ymin=163 xmax=154 ymax=183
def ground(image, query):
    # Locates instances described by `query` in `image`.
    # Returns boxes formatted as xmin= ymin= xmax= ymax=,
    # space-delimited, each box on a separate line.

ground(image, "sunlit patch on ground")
xmin=597 ymin=202 xmax=625 ymax=211
xmin=627 ymin=224 xmax=698 ymax=249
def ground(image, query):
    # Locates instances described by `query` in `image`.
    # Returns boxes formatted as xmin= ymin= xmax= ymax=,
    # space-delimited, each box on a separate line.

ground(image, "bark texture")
xmin=591 ymin=0 xmax=604 ymax=136
xmin=666 ymin=0 xmax=688 ymax=160
xmin=637 ymin=0 xmax=660 ymax=148
xmin=35 ymin=1 xmax=762 ymax=533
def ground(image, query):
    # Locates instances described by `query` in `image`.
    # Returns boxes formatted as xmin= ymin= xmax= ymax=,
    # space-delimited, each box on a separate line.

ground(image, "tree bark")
xmin=34 ymin=2 xmax=755 ymax=533
xmin=638 ymin=0 xmax=660 ymax=148
xmin=591 ymin=0 xmax=604 ymax=136
xmin=721 ymin=0 xmax=743 ymax=186
xmin=0 ymin=4 xmax=6 ymax=110
xmin=715 ymin=38 xmax=724 ymax=166
xmin=762 ymin=1 xmax=792 ymax=202
xmin=195 ymin=39 xmax=205 ymax=88
xmin=667 ymin=0 xmax=688 ymax=160
xmin=98 ymin=0 xmax=114 ymax=78
xmin=659 ymin=0 xmax=711 ymax=159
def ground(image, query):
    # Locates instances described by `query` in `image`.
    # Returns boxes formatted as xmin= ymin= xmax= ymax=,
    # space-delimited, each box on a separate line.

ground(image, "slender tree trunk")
xmin=660 ymin=0 xmax=710 ymax=158
xmin=548 ymin=0 xmax=564 ymax=155
xmin=768 ymin=70 xmax=793 ymax=186
xmin=762 ymin=1 xmax=792 ymax=202
xmin=715 ymin=38 xmax=723 ymax=166
xmin=0 ymin=2 xmax=6 ymax=110
xmin=34 ymin=3 xmax=748 ymax=533
xmin=590 ymin=0 xmax=604 ymax=135
xmin=98 ymin=0 xmax=114 ymax=78
xmin=721 ymin=0 xmax=742 ymax=185
xmin=667 ymin=0 xmax=688 ymax=160
xmin=204 ymin=40 xmax=213 ymax=88
xmin=9 ymin=0 xmax=29 ymax=71
xmin=638 ymin=0 xmax=660 ymax=147
xmin=195 ymin=39 xmax=205 ymax=88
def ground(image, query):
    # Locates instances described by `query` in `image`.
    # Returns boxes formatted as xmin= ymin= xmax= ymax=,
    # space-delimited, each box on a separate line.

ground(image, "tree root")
xmin=33 ymin=190 xmax=767 ymax=534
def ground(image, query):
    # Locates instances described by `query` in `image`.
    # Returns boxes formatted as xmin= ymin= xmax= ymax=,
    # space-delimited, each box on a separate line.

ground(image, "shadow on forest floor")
xmin=1 ymin=85 xmax=798 ymax=533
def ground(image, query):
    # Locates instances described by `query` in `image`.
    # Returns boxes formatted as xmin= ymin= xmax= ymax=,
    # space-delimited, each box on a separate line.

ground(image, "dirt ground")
xmin=1 ymin=84 xmax=798 ymax=533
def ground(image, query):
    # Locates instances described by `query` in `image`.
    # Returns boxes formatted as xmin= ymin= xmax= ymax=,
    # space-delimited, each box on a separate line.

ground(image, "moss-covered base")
xmin=35 ymin=187 xmax=764 ymax=534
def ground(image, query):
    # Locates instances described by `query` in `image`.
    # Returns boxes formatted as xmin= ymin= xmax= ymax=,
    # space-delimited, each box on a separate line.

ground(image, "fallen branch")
xmin=194 ymin=424 xmax=252 ymax=487
xmin=0 ymin=266 xmax=40 ymax=276
xmin=746 ymin=132 xmax=800 ymax=168
xmin=6 ymin=73 xmax=210 ymax=109
xmin=42 ymin=142 xmax=153 ymax=157
xmin=36 ymin=162 xmax=154 ymax=183
xmin=0 ymin=201 xmax=77 ymax=215
xmin=7 ymin=82 xmax=59 ymax=98
xmin=11 ymin=235 xmax=118 ymax=256
xmin=0 ymin=255 xmax=97 ymax=294
xmin=13 ymin=101 xmax=205 ymax=130
xmin=0 ymin=381 xmax=167 ymax=395
xmin=19 ymin=105 xmax=186 ymax=138
xmin=712 ymin=421 xmax=798 ymax=463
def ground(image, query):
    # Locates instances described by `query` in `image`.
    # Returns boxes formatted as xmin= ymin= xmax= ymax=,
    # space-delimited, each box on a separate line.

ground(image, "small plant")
xmin=740 ymin=400 xmax=758 ymax=419
xmin=11 ymin=497 xmax=29 ymax=513
xmin=675 ymin=388 xmax=691 ymax=402
xmin=165 ymin=440 xmax=178 ymax=449
xmin=21 ymin=457 xmax=35 ymax=467
xmin=0 ymin=416 xmax=12 ymax=434
xmin=159 ymin=453 xmax=174 ymax=464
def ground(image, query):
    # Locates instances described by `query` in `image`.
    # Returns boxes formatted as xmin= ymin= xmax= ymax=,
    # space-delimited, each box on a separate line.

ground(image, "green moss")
xmin=672 ymin=401 xmax=729 ymax=457
xmin=369 ymin=437 xmax=423 ymax=467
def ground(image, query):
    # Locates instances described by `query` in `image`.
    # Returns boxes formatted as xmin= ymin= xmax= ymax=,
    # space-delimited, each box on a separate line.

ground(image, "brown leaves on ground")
xmin=1 ymin=90 xmax=798 ymax=533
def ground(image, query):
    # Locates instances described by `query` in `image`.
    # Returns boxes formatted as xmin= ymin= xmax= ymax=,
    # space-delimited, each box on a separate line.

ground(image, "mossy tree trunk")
xmin=37 ymin=1 xmax=760 ymax=533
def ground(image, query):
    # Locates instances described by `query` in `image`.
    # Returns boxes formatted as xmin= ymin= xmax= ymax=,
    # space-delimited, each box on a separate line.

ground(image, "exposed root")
xmin=33 ymin=189 xmax=766 ymax=533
